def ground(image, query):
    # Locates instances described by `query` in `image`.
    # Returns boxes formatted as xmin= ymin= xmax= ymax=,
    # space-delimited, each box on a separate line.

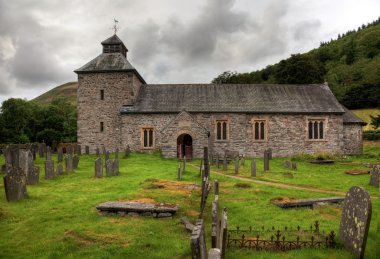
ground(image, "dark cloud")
xmin=293 ymin=19 xmax=322 ymax=41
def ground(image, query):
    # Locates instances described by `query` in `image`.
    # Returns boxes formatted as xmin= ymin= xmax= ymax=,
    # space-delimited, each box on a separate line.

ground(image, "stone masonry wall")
xmin=77 ymin=72 xmax=142 ymax=153
xmin=342 ymin=124 xmax=363 ymax=155
xmin=120 ymin=112 xmax=351 ymax=158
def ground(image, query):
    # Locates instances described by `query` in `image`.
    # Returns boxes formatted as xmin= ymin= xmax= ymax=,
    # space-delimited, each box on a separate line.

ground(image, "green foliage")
xmin=212 ymin=17 xmax=380 ymax=109
xmin=363 ymin=130 xmax=380 ymax=140
xmin=0 ymin=97 xmax=77 ymax=144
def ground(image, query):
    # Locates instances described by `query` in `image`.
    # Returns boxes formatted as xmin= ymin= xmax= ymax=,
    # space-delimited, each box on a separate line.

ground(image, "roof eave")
xmin=74 ymin=68 xmax=146 ymax=84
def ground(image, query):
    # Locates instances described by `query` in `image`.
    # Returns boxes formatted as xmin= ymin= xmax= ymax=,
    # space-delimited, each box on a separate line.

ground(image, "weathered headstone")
xmin=31 ymin=145 xmax=36 ymax=161
xmin=199 ymin=159 xmax=203 ymax=176
xmin=85 ymin=145 xmax=90 ymax=155
xmin=264 ymin=150 xmax=269 ymax=171
xmin=56 ymin=163 xmax=63 ymax=176
xmin=73 ymin=155 xmax=80 ymax=169
xmin=67 ymin=145 xmax=73 ymax=156
xmin=57 ymin=148 xmax=63 ymax=163
xmin=102 ymin=146 xmax=106 ymax=156
xmin=115 ymin=148 xmax=119 ymax=159
xmin=96 ymin=147 xmax=100 ymax=156
xmin=183 ymin=156 xmax=186 ymax=173
xmin=204 ymin=147 xmax=209 ymax=177
xmin=251 ymin=160 xmax=256 ymax=177
xmin=95 ymin=158 xmax=103 ymax=178
xmin=214 ymin=179 xmax=219 ymax=196
xmin=105 ymin=151 xmax=110 ymax=162
xmin=76 ymin=144 xmax=81 ymax=155
xmin=191 ymin=219 xmax=207 ymax=259
xmin=18 ymin=150 xmax=30 ymax=176
xmin=106 ymin=160 xmax=113 ymax=177
xmin=113 ymin=159 xmax=119 ymax=176
xmin=46 ymin=146 xmax=52 ymax=161
xmin=177 ymin=164 xmax=182 ymax=181
xmin=339 ymin=186 xmax=372 ymax=259
xmin=30 ymin=166 xmax=40 ymax=184
xmin=234 ymin=158 xmax=239 ymax=174
xmin=222 ymin=157 xmax=227 ymax=171
xmin=124 ymin=145 xmax=130 ymax=158
xmin=38 ymin=143 xmax=44 ymax=158
xmin=369 ymin=167 xmax=379 ymax=188
xmin=211 ymin=199 xmax=219 ymax=248
xmin=3 ymin=167 xmax=28 ymax=202
xmin=45 ymin=160 xmax=55 ymax=180
xmin=65 ymin=154 xmax=73 ymax=173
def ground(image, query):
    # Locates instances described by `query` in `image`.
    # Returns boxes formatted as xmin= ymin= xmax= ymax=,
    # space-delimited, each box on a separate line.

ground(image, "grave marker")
xmin=251 ymin=160 xmax=256 ymax=177
xmin=56 ymin=163 xmax=63 ymax=176
xmin=264 ymin=150 xmax=270 ymax=171
xmin=216 ymin=155 xmax=219 ymax=169
xmin=45 ymin=160 xmax=55 ymax=180
xmin=57 ymin=148 xmax=63 ymax=163
xmin=223 ymin=157 xmax=227 ymax=171
xmin=115 ymin=148 xmax=119 ymax=159
xmin=113 ymin=159 xmax=119 ymax=176
xmin=85 ymin=146 xmax=90 ymax=155
xmin=3 ymin=167 xmax=28 ymax=202
xmin=65 ymin=154 xmax=73 ymax=173
xmin=183 ymin=156 xmax=186 ymax=173
xmin=106 ymin=160 xmax=113 ymax=177
xmin=191 ymin=219 xmax=207 ymax=259
xmin=234 ymin=158 xmax=239 ymax=174
xmin=369 ymin=167 xmax=379 ymax=188
xmin=204 ymin=147 xmax=209 ymax=178
xmin=73 ymin=155 xmax=80 ymax=169
xmin=95 ymin=158 xmax=103 ymax=178
xmin=339 ymin=186 xmax=372 ymax=259
xmin=177 ymin=164 xmax=182 ymax=180
xmin=76 ymin=144 xmax=81 ymax=155
xmin=96 ymin=147 xmax=100 ymax=156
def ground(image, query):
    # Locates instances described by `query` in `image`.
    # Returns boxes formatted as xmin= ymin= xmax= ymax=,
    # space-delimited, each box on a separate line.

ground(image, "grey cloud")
xmin=293 ymin=19 xmax=322 ymax=41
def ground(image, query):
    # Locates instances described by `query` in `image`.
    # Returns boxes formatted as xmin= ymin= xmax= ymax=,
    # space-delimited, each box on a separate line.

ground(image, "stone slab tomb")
xmin=96 ymin=201 xmax=178 ymax=218
xmin=339 ymin=186 xmax=372 ymax=259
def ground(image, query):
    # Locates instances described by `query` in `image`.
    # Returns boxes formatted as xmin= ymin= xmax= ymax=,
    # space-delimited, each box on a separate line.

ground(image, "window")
xmin=142 ymin=128 xmax=154 ymax=148
xmin=216 ymin=120 xmax=228 ymax=141
xmin=100 ymin=90 xmax=104 ymax=100
xmin=308 ymin=119 xmax=325 ymax=140
xmin=100 ymin=122 xmax=104 ymax=132
xmin=253 ymin=120 xmax=267 ymax=141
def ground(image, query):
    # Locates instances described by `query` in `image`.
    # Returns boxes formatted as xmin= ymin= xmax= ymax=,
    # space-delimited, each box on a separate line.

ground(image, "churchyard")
xmin=0 ymin=144 xmax=379 ymax=258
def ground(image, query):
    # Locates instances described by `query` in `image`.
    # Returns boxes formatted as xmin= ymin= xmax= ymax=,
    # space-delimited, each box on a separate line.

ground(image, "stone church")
xmin=75 ymin=34 xmax=366 ymax=158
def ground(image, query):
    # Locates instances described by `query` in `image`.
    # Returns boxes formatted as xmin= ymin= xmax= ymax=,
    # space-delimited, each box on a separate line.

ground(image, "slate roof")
xmin=341 ymin=106 xmax=367 ymax=125
xmin=121 ymin=83 xmax=347 ymax=114
xmin=74 ymin=53 xmax=146 ymax=83
xmin=101 ymin=34 xmax=125 ymax=45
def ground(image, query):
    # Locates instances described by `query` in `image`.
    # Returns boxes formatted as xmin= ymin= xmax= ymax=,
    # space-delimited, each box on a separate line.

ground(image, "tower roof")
xmin=101 ymin=34 xmax=128 ymax=51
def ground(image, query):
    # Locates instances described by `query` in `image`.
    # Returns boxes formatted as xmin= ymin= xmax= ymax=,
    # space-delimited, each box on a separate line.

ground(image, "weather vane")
xmin=112 ymin=18 xmax=119 ymax=34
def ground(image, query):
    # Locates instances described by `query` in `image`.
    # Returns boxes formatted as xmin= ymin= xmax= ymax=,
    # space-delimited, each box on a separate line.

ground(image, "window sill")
xmin=306 ymin=139 xmax=327 ymax=142
xmin=141 ymin=147 xmax=155 ymax=150
xmin=215 ymin=140 xmax=229 ymax=143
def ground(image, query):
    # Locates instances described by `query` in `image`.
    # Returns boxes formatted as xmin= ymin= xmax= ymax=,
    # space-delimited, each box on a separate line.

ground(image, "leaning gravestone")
xmin=65 ymin=154 xmax=74 ymax=173
xmin=76 ymin=144 xmax=81 ymax=155
xmin=369 ymin=167 xmax=379 ymax=188
xmin=191 ymin=219 xmax=207 ymax=259
xmin=113 ymin=159 xmax=119 ymax=176
xmin=95 ymin=158 xmax=103 ymax=178
xmin=85 ymin=146 xmax=90 ymax=155
xmin=3 ymin=167 xmax=28 ymax=202
xmin=251 ymin=159 xmax=256 ymax=177
xmin=45 ymin=159 xmax=55 ymax=180
xmin=339 ymin=186 xmax=372 ymax=259
xmin=106 ymin=160 xmax=113 ymax=177
xmin=56 ymin=163 xmax=63 ymax=176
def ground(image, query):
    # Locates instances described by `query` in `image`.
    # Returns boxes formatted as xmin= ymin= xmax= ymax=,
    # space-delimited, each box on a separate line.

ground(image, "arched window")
xmin=216 ymin=120 xmax=228 ymax=141
xmin=253 ymin=119 xmax=267 ymax=141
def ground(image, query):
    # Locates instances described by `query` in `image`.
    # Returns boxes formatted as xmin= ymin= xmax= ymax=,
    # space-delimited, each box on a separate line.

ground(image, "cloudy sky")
xmin=0 ymin=0 xmax=379 ymax=103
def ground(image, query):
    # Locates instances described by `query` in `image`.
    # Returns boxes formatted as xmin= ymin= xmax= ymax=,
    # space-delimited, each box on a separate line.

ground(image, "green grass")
xmin=0 ymin=148 xmax=379 ymax=258
xmin=352 ymin=108 xmax=380 ymax=131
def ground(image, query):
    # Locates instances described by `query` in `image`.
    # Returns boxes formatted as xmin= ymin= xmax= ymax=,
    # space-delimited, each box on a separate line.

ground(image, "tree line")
xmin=0 ymin=98 xmax=77 ymax=146
xmin=212 ymin=17 xmax=380 ymax=110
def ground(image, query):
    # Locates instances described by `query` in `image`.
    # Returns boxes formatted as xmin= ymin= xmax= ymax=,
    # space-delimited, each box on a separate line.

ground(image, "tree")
xmin=371 ymin=115 xmax=380 ymax=129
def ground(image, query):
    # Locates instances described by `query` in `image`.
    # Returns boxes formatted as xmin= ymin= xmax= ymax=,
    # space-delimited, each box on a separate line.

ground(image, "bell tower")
xmin=75 ymin=33 xmax=145 ymax=153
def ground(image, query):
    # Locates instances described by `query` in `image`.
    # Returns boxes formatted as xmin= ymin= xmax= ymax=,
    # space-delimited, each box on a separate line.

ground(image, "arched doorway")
xmin=177 ymin=134 xmax=193 ymax=160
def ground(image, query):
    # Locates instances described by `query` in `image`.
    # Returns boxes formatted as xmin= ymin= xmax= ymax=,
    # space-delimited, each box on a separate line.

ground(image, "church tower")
xmin=75 ymin=34 xmax=145 ymax=153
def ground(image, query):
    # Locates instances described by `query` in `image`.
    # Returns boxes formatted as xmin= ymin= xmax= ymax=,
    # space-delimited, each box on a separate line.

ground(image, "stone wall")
xmin=342 ymin=124 xmax=363 ymax=155
xmin=77 ymin=72 xmax=142 ymax=153
xmin=120 ymin=112 xmax=355 ymax=158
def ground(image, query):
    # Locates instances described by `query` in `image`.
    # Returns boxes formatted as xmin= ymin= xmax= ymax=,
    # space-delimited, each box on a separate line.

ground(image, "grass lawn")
xmin=0 ymin=147 xmax=379 ymax=259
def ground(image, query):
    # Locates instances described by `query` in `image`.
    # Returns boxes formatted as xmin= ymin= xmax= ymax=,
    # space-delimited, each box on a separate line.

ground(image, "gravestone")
xmin=251 ymin=160 xmax=256 ymax=177
xmin=67 ymin=145 xmax=73 ymax=156
xmin=46 ymin=146 xmax=52 ymax=161
xmin=241 ymin=158 xmax=245 ymax=167
xmin=113 ymin=159 xmax=119 ymax=176
xmin=203 ymin=147 xmax=209 ymax=177
xmin=234 ymin=158 xmax=239 ymax=174
xmin=115 ymin=148 xmax=119 ymax=159
xmin=291 ymin=162 xmax=297 ymax=170
xmin=38 ymin=143 xmax=44 ymax=158
xmin=3 ymin=167 xmax=28 ymax=202
xmin=57 ymin=148 xmax=63 ymax=163
xmin=105 ymin=151 xmax=110 ymax=162
xmin=124 ymin=145 xmax=130 ymax=158
xmin=18 ymin=150 xmax=30 ymax=177
xmin=95 ymin=158 xmax=103 ymax=178
xmin=177 ymin=164 xmax=182 ymax=181
xmin=191 ymin=219 xmax=207 ymax=259
xmin=56 ymin=163 xmax=63 ymax=176
xmin=369 ymin=167 xmax=379 ymax=188
xmin=73 ymin=155 xmax=80 ymax=169
xmin=65 ymin=154 xmax=74 ymax=173
xmin=45 ymin=160 xmax=55 ymax=180
xmin=264 ymin=150 xmax=269 ymax=171
xmin=106 ymin=160 xmax=113 ymax=177
xmin=339 ymin=186 xmax=372 ymax=259
xmin=30 ymin=166 xmax=40 ymax=184
xmin=268 ymin=148 xmax=272 ymax=160
xmin=102 ymin=146 xmax=106 ymax=156
xmin=96 ymin=147 xmax=100 ymax=156
xmin=52 ymin=140 xmax=58 ymax=152
xmin=199 ymin=159 xmax=203 ymax=176
xmin=216 ymin=155 xmax=219 ymax=169
xmin=76 ymin=144 xmax=81 ymax=155
xmin=223 ymin=157 xmax=227 ymax=171
xmin=183 ymin=156 xmax=186 ymax=173
xmin=31 ymin=145 xmax=36 ymax=161
xmin=214 ymin=179 xmax=219 ymax=196
xmin=85 ymin=146 xmax=89 ymax=155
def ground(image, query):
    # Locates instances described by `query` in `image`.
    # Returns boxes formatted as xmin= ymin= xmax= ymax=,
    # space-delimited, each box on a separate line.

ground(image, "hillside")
xmin=32 ymin=82 xmax=78 ymax=106
xmin=212 ymin=18 xmax=380 ymax=110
